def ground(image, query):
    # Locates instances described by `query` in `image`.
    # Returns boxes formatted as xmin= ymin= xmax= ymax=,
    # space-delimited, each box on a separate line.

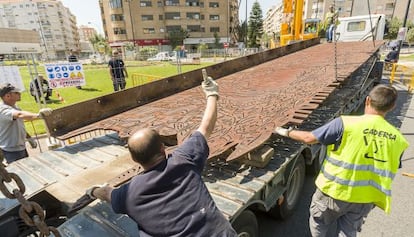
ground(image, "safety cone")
xmin=55 ymin=90 xmax=65 ymax=103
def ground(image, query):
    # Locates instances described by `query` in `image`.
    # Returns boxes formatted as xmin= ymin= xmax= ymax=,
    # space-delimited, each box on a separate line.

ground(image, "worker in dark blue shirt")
xmin=385 ymin=47 xmax=398 ymax=63
xmin=86 ymin=76 xmax=237 ymax=236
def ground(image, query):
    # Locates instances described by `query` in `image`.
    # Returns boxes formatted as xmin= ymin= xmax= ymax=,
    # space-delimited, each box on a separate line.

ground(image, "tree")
xmin=168 ymin=28 xmax=189 ymax=50
xmin=407 ymin=28 xmax=414 ymax=48
xmin=89 ymin=34 xmax=109 ymax=54
xmin=214 ymin=32 xmax=221 ymax=48
xmin=247 ymin=1 xmax=263 ymax=48
xmin=234 ymin=20 xmax=248 ymax=45
xmin=386 ymin=17 xmax=402 ymax=39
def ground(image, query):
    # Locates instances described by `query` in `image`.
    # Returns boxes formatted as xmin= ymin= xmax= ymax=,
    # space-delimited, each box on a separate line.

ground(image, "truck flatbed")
xmin=0 ymin=40 xmax=384 ymax=236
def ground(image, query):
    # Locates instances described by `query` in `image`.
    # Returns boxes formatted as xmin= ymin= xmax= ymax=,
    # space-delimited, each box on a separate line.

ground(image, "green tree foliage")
xmin=168 ymin=28 xmax=189 ymax=49
xmin=407 ymin=28 xmax=414 ymax=46
xmin=124 ymin=42 xmax=135 ymax=51
xmin=386 ymin=18 xmax=402 ymax=39
xmin=235 ymin=20 xmax=248 ymax=44
xmin=247 ymin=1 xmax=263 ymax=48
xmin=385 ymin=17 xmax=414 ymax=40
xmin=214 ymin=32 xmax=221 ymax=48
xmin=89 ymin=34 xmax=109 ymax=54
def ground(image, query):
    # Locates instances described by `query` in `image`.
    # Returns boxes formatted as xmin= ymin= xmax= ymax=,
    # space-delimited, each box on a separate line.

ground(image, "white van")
xmin=335 ymin=14 xmax=386 ymax=42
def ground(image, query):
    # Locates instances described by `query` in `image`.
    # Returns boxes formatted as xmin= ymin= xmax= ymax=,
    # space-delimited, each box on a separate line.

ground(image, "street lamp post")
xmin=396 ymin=0 xmax=412 ymax=60
xmin=126 ymin=0 xmax=136 ymax=47
xmin=245 ymin=0 xmax=248 ymax=47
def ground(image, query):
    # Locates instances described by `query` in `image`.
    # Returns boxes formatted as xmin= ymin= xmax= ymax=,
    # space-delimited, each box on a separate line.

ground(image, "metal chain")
xmin=0 ymin=158 xmax=61 ymax=237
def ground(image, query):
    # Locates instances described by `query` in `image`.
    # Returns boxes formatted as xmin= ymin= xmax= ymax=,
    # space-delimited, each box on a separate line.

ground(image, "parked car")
xmin=147 ymin=51 xmax=176 ymax=61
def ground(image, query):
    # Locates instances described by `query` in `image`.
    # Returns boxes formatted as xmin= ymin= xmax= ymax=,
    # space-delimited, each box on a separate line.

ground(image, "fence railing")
xmin=131 ymin=73 xmax=162 ymax=87
xmin=387 ymin=62 xmax=414 ymax=93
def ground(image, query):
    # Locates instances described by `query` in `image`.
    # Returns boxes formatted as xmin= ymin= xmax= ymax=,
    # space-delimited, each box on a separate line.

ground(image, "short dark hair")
xmin=128 ymin=129 xmax=163 ymax=165
xmin=0 ymin=83 xmax=20 ymax=97
xmin=368 ymin=84 xmax=397 ymax=112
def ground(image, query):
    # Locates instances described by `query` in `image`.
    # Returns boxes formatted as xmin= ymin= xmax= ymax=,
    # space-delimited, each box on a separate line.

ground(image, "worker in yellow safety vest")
xmin=324 ymin=5 xmax=339 ymax=43
xmin=274 ymin=84 xmax=408 ymax=237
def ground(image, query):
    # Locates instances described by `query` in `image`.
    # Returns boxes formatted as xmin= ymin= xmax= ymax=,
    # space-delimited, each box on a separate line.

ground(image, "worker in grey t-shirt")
xmin=0 ymin=83 xmax=52 ymax=164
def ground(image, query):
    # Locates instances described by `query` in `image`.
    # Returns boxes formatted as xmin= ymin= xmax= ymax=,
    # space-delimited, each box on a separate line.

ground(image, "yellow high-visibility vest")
xmin=316 ymin=115 xmax=409 ymax=213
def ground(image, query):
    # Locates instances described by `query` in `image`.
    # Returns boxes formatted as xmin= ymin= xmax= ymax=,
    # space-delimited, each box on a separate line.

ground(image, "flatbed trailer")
xmin=0 ymin=40 xmax=384 ymax=236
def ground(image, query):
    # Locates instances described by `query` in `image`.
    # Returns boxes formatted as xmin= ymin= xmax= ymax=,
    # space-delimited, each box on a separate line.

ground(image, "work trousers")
xmin=326 ymin=24 xmax=335 ymax=42
xmin=309 ymin=188 xmax=374 ymax=237
xmin=1 ymin=149 xmax=28 ymax=164
xmin=113 ymin=77 xmax=126 ymax=92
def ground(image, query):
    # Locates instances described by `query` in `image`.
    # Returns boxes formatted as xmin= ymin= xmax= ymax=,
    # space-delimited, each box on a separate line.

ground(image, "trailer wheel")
xmin=269 ymin=155 xmax=305 ymax=220
xmin=232 ymin=210 xmax=258 ymax=237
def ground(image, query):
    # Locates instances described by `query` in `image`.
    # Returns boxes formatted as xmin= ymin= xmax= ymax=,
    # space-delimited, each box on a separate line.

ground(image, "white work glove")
xmin=202 ymin=76 xmax=219 ymax=99
xmin=274 ymin=127 xmax=293 ymax=137
xmin=85 ymin=183 xmax=108 ymax=200
xmin=27 ymin=137 xmax=38 ymax=149
xmin=38 ymin=108 xmax=53 ymax=118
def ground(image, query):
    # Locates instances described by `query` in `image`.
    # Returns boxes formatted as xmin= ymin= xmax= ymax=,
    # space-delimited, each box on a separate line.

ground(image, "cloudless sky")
xmin=60 ymin=0 xmax=281 ymax=35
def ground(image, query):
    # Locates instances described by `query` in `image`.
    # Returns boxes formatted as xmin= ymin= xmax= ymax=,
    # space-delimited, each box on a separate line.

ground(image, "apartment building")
xmin=263 ymin=3 xmax=283 ymax=35
xmin=99 ymin=0 xmax=239 ymax=50
xmin=0 ymin=28 xmax=41 ymax=54
xmin=0 ymin=0 xmax=80 ymax=60
xmin=79 ymin=25 xmax=98 ymax=42
xmin=78 ymin=25 xmax=98 ymax=56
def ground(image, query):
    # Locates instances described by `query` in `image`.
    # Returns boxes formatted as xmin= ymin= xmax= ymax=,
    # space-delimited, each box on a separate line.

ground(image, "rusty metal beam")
xmin=44 ymin=40 xmax=383 ymax=163
xmin=44 ymin=38 xmax=320 ymax=137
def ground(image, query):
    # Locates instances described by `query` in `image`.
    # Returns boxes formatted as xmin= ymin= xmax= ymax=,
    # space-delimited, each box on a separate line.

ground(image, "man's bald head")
xmin=128 ymin=128 xmax=164 ymax=165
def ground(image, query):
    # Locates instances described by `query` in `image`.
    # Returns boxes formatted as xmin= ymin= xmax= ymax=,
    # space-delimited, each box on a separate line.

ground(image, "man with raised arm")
xmin=87 ymin=76 xmax=237 ymax=236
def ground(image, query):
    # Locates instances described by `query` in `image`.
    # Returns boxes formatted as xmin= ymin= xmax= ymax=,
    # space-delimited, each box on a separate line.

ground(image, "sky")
xmin=60 ymin=0 xmax=281 ymax=35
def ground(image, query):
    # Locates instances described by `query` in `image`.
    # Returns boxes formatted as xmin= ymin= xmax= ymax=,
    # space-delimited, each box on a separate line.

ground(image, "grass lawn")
xmin=19 ymin=61 xmax=213 ymax=135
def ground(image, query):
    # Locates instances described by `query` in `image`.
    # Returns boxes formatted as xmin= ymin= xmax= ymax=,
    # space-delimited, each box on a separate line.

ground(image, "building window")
xmin=187 ymin=25 xmax=201 ymax=32
xmin=157 ymin=1 xmax=163 ymax=6
xmin=210 ymin=27 xmax=219 ymax=32
xmin=209 ymin=15 xmax=219 ymax=20
xmin=166 ymin=25 xmax=181 ymax=32
xmin=109 ymin=0 xmax=122 ymax=8
xmin=385 ymin=3 xmax=394 ymax=10
xmin=185 ymin=0 xmax=201 ymax=7
xmin=159 ymin=15 xmax=163 ymax=20
xmin=114 ymin=27 xmax=127 ymax=34
xmin=111 ymin=14 xmax=124 ymax=21
xmin=165 ymin=0 xmax=180 ymax=6
xmin=142 ymin=15 xmax=154 ymax=21
xmin=143 ymin=28 xmax=156 ymax=34
xmin=209 ymin=2 xmax=219 ymax=8
xmin=165 ymin=12 xmax=180 ymax=20
xmin=186 ymin=13 xmax=200 ymax=20
xmin=140 ymin=1 xmax=152 ymax=7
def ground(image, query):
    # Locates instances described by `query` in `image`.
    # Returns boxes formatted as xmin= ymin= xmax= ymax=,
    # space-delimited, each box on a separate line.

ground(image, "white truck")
xmin=335 ymin=14 xmax=386 ymax=42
